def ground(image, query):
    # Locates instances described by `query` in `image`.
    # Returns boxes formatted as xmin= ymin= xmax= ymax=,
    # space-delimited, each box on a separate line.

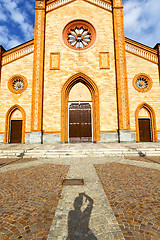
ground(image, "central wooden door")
xmin=10 ymin=120 xmax=22 ymax=143
xmin=138 ymin=118 xmax=152 ymax=142
xmin=69 ymin=103 xmax=92 ymax=143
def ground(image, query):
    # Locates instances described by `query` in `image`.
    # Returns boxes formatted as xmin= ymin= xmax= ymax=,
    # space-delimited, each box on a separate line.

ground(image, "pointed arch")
xmin=135 ymin=102 xmax=157 ymax=142
xmin=61 ymin=72 xmax=100 ymax=142
xmin=4 ymin=104 xmax=26 ymax=143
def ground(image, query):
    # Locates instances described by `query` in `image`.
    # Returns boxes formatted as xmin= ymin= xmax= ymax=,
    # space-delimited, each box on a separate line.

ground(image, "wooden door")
xmin=138 ymin=118 xmax=151 ymax=142
xmin=69 ymin=103 xmax=92 ymax=143
xmin=10 ymin=120 xmax=22 ymax=143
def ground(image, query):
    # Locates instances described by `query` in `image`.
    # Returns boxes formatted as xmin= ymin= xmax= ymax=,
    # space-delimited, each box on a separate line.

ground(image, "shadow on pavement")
xmin=67 ymin=193 xmax=97 ymax=240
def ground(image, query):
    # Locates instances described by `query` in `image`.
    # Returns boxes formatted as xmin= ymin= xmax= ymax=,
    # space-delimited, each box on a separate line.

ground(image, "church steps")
xmin=0 ymin=148 xmax=160 ymax=158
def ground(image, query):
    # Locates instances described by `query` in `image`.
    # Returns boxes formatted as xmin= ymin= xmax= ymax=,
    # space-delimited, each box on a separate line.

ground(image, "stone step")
xmin=0 ymin=147 xmax=160 ymax=158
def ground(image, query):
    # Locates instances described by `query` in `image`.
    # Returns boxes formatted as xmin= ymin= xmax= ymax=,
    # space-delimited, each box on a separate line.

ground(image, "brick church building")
xmin=0 ymin=0 xmax=160 ymax=144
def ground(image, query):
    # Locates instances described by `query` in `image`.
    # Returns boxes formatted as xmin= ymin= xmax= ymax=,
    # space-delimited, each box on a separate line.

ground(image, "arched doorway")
xmin=135 ymin=103 xmax=157 ymax=142
xmin=4 ymin=105 xmax=26 ymax=143
xmin=61 ymin=73 xmax=100 ymax=143
xmin=69 ymin=82 xmax=92 ymax=142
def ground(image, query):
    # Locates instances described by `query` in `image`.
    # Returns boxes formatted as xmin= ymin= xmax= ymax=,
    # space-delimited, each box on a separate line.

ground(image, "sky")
xmin=0 ymin=0 xmax=160 ymax=50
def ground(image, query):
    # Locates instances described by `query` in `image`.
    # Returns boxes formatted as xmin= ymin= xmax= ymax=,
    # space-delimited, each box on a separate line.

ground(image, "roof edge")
xmin=2 ymin=39 xmax=34 ymax=56
xmin=125 ymin=37 xmax=157 ymax=54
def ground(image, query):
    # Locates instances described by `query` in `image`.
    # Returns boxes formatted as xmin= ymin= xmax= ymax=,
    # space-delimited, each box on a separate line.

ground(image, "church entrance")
xmin=10 ymin=120 xmax=22 ymax=143
xmin=138 ymin=118 xmax=152 ymax=142
xmin=69 ymin=103 xmax=92 ymax=143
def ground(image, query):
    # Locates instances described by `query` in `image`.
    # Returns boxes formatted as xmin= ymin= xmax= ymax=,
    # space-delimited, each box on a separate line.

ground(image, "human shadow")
xmin=67 ymin=193 xmax=97 ymax=240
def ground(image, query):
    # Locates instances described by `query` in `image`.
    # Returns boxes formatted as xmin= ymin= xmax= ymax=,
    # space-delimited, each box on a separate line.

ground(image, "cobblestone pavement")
xmin=0 ymin=155 xmax=159 ymax=239
xmin=95 ymin=163 xmax=160 ymax=240
xmin=124 ymin=156 xmax=160 ymax=164
xmin=0 ymin=163 xmax=69 ymax=240
xmin=0 ymin=158 xmax=38 ymax=167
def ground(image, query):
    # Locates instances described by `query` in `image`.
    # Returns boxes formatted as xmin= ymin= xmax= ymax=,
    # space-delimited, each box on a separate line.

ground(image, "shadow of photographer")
xmin=67 ymin=193 xmax=97 ymax=240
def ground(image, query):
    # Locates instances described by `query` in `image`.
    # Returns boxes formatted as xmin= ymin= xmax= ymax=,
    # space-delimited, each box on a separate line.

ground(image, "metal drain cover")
xmin=62 ymin=179 xmax=84 ymax=186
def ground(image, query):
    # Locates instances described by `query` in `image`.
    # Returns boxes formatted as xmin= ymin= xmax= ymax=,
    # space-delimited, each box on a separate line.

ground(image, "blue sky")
xmin=0 ymin=0 xmax=160 ymax=50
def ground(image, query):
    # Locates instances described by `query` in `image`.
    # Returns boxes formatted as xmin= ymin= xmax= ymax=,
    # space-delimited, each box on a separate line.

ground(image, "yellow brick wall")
xmin=0 ymin=53 xmax=33 ymax=133
xmin=69 ymin=83 xmax=92 ymax=101
xmin=126 ymin=52 xmax=160 ymax=132
xmin=44 ymin=0 xmax=118 ymax=132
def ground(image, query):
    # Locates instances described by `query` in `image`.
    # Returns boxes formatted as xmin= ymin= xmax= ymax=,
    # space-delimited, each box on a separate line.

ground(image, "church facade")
xmin=0 ymin=0 xmax=160 ymax=144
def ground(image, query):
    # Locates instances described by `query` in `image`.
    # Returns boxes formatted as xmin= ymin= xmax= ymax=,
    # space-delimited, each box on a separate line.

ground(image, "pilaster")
xmin=112 ymin=0 xmax=131 ymax=136
xmin=31 ymin=0 xmax=46 ymax=136
xmin=0 ymin=46 xmax=6 ymax=84
xmin=154 ymin=44 xmax=160 ymax=83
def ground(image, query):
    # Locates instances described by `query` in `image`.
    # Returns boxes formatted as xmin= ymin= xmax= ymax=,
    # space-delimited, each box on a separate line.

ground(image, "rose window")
xmin=68 ymin=27 xmax=91 ymax=49
xmin=63 ymin=20 xmax=96 ymax=50
xmin=8 ymin=75 xmax=28 ymax=94
xmin=12 ymin=79 xmax=24 ymax=90
xmin=133 ymin=74 xmax=152 ymax=92
xmin=136 ymin=77 xmax=148 ymax=89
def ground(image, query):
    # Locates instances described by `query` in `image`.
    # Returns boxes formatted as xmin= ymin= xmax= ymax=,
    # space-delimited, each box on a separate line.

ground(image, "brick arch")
xmin=135 ymin=102 xmax=157 ymax=142
xmin=4 ymin=104 xmax=26 ymax=143
xmin=61 ymin=72 xmax=100 ymax=142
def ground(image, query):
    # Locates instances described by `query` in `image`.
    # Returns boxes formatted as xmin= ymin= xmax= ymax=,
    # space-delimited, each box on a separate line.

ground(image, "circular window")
xmin=8 ymin=75 xmax=28 ymax=94
xmin=63 ymin=20 xmax=96 ymax=50
xmin=133 ymin=74 xmax=153 ymax=92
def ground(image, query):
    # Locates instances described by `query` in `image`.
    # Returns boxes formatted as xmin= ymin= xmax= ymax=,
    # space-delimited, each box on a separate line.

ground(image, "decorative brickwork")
xmin=31 ymin=0 xmax=46 ymax=132
xmin=112 ymin=0 xmax=130 ymax=131
xmin=2 ymin=41 xmax=34 ymax=66
xmin=125 ymin=38 xmax=158 ymax=64
xmin=46 ymin=0 xmax=112 ymax=13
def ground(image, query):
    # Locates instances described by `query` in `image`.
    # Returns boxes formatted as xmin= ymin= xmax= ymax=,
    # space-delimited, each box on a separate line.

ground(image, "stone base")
xmin=157 ymin=132 xmax=160 ymax=142
xmin=119 ymin=130 xmax=135 ymax=142
xmin=0 ymin=134 xmax=4 ymax=143
xmin=43 ymin=133 xmax=61 ymax=143
xmin=30 ymin=131 xmax=43 ymax=144
xmin=100 ymin=132 xmax=118 ymax=143
xmin=25 ymin=133 xmax=30 ymax=144
xmin=131 ymin=132 xmax=136 ymax=142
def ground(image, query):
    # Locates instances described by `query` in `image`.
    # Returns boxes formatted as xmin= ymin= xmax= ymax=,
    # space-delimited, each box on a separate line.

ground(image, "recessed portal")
xmin=69 ymin=103 xmax=92 ymax=143
xmin=61 ymin=73 xmax=100 ymax=142
xmin=138 ymin=118 xmax=152 ymax=142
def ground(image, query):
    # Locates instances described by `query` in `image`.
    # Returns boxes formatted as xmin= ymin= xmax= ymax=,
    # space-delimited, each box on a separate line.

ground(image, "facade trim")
xmin=46 ymin=0 xmax=112 ymax=13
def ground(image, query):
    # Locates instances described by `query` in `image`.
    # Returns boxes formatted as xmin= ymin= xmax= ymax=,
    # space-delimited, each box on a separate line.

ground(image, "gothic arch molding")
xmin=4 ymin=104 xmax=26 ymax=143
xmin=135 ymin=102 xmax=157 ymax=142
xmin=61 ymin=72 xmax=100 ymax=142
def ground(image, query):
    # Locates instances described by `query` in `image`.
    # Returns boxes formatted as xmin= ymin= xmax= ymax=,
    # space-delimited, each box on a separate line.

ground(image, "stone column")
xmin=30 ymin=0 xmax=46 ymax=143
xmin=112 ymin=0 xmax=132 ymax=142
